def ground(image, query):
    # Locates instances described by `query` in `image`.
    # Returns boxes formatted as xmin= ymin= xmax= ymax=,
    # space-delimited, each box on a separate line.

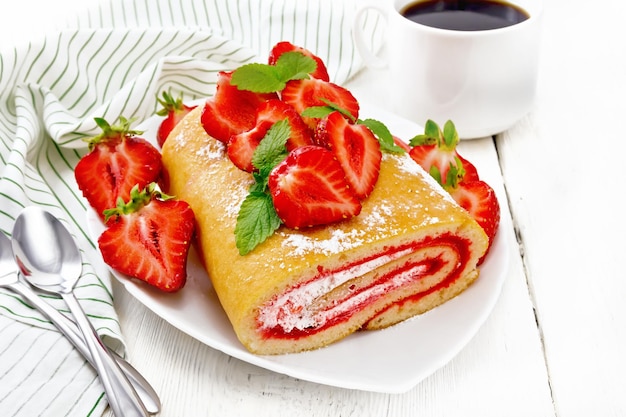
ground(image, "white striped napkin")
xmin=0 ymin=0 xmax=382 ymax=415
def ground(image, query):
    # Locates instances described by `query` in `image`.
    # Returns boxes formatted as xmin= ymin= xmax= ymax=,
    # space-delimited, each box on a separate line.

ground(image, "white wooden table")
xmin=4 ymin=0 xmax=626 ymax=416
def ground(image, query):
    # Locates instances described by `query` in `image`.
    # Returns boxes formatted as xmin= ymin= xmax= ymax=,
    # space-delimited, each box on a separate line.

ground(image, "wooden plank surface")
xmin=495 ymin=1 xmax=626 ymax=416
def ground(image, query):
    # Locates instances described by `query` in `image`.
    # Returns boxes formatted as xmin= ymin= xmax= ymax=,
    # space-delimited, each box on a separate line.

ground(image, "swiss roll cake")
xmin=161 ymin=107 xmax=489 ymax=355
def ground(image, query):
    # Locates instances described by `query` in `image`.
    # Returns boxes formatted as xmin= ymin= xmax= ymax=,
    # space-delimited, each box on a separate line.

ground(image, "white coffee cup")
xmin=353 ymin=0 xmax=543 ymax=139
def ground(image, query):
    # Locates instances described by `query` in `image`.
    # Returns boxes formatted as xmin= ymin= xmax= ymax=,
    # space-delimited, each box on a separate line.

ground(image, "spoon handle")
xmin=7 ymin=279 xmax=161 ymax=415
xmin=62 ymin=293 xmax=149 ymax=417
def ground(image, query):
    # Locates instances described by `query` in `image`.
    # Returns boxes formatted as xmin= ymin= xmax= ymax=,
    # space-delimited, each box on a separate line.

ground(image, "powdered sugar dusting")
xmin=390 ymin=153 xmax=457 ymax=205
xmin=196 ymin=141 xmax=225 ymax=159
xmin=280 ymin=228 xmax=366 ymax=256
xmin=363 ymin=203 xmax=393 ymax=228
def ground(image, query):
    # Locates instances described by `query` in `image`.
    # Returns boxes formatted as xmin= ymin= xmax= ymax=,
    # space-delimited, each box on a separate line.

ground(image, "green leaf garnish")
xmin=301 ymin=98 xmax=357 ymax=122
xmin=234 ymin=119 xmax=292 ymax=255
xmin=274 ymin=52 xmax=318 ymax=81
xmin=358 ymin=118 xmax=405 ymax=154
xmin=231 ymin=52 xmax=317 ymax=93
xmin=234 ymin=191 xmax=282 ymax=255
xmin=251 ymin=119 xmax=290 ymax=171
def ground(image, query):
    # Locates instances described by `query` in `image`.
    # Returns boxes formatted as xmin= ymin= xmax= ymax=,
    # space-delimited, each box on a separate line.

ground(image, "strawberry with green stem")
xmin=409 ymin=120 xmax=499 ymax=262
xmin=156 ymin=91 xmax=197 ymax=147
xmin=99 ymin=183 xmax=195 ymax=292
xmin=408 ymin=119 xmax=479 ymax=186
xmin=74 ymin=117 xmax=162 ymax=220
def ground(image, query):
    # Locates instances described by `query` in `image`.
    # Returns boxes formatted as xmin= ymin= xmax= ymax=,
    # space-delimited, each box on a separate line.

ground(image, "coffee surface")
xmin=401 ymin=0 xmax=529 ymax=31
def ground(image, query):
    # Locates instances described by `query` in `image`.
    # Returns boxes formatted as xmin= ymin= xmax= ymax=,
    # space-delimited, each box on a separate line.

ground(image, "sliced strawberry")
xmin=200 ymin=71 xmax=278 ymax=143
xmin=268 ymin=145 xmax=361 ymax=229
xmin=458 ymin=154 xmax=479 ymax=182
xmin=409 ymin=120 xmax=478 ymax=186
xmin=268 ymin=41 xmax=330 ymax=81
xmin=315 ymin=111 xmax=382 ymax=199
xmin=156 ymin=91 xmax=197 ymax=147
xmin=449 ymin=180 xmax=500 ymax=263
xmin=98 ymin=184 xmax=195 ymax=292
xmin=281 ymin=78 xmax=359 ymax=129
xmin=227 ymin=119 xmax=274 ymax=172
xmin=75 ymin=117 xmax=162 ymax=220
xmin=228 ymin=99 xmax=314 ymax=172
xmin=393 ymin=136 xmax=411 ymax=153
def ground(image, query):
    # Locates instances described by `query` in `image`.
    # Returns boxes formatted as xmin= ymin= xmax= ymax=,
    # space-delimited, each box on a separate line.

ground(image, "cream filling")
xmin=258 ymin=247 xmax=416 ymax=333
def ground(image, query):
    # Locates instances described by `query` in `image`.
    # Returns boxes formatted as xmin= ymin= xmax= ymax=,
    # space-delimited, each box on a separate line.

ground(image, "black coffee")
xmin=401 ymin=0 xmax=530 ymax=31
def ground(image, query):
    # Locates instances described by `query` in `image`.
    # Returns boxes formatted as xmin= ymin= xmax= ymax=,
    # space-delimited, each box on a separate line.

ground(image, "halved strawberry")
xmin=200 ymin=71 xmax=278 ymax=143
xmin=156 ymin=91 xmax=197 ymax=147
xmin=268 ymin=41 xmax=330 ymax=81
xmin=98 ymin=184 xmax=195 ymax=292
xmin=281 ymin=78 xmax=359 ymax=129
xmin=408 ymin=120 xmax=479 ymax=186
xmin=315 ymin=111 xmax=382 ymax=199
xmin=74 ymin=117 xmax=162 ymax=220
xmin=227 ymin=99 xmax=314 ymax=172
xmin=268 ymin=145 xmax=361 ymax=229
xmin=409 ymin=144 xmax=479 ymax=184
xmin=449 ymin=180 xmax=500 ymax=263
xmin=393 ymin=136 xmax=411 ymax=153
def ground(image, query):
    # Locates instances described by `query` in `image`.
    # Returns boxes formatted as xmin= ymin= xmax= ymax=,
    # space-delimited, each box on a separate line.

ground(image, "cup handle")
xmin=353 ymin=3 xmax=388 ymax=70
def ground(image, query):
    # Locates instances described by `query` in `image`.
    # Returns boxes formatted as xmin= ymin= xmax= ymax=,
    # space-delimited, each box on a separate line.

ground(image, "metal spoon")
xmin=0 ymin=230 xmax=160 ymax=414
xmin=11 ymin=207 xmax=149 ymax=417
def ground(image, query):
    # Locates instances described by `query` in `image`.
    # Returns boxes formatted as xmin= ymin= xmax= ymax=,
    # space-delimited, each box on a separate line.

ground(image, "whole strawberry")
xmin=74 ymin=117 xmax=162 ymax=220
xmin=408 ymin=119 xmax=478 ymax=186
xmin=156 ymin=91 xmax=197 ymax=147
xmin=408 ymin=120 xmax=499 ymax=263
xmin=99 ymin=183 xmax=195 ymax=292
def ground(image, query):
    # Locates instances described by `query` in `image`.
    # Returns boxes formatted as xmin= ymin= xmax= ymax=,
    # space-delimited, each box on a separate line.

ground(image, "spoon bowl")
xmin=12 ymin=206 xmax=149 ymax=417
xmin=11 ymin=210 xmax=82 ymax=293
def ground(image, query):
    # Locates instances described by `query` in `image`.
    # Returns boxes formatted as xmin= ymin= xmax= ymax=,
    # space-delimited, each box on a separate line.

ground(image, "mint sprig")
xmin=303 ymin=102 xmax=406 ymax=154
xmin=358 ymin=118 xmax=405 ymax=154
xmin=234 ymin=120 xmax=291 ymax=255
xmin=230 ymin=52 xmax=317 ymax=93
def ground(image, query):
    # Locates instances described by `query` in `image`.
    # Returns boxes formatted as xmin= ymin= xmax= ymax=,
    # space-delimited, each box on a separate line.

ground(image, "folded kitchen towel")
xmin=0 ymin=0 xmax=382 ymax=415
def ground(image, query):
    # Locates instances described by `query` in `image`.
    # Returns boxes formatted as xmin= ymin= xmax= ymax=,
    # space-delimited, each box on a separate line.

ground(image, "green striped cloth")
xmin=0 ymin=0 xmax=382 ymax=415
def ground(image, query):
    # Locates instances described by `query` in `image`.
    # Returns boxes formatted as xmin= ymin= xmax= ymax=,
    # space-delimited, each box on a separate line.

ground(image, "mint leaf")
xmin=301 ymin=105 xmax=335 ymax=119
xmin=231 ymin=52 xmax=317 ymax=94
xmin=235 ymin=120 xmax=292 ymax=255
xmin=231 ymin=63 xmax=285 ymax=93
xmin=358 ymin=118 xmax=405 ymax=154
xmin=251 ymin=119 xmax=290 ymax=171
xmin=235 ymin=191 xmax=282 ymax=255
xmin=275 ymin=51 xmax=317 ymax=81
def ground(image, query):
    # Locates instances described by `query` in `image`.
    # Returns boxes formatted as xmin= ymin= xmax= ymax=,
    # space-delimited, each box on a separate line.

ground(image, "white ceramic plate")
xmin=87 ymin=101 xmax=510 ymax=394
